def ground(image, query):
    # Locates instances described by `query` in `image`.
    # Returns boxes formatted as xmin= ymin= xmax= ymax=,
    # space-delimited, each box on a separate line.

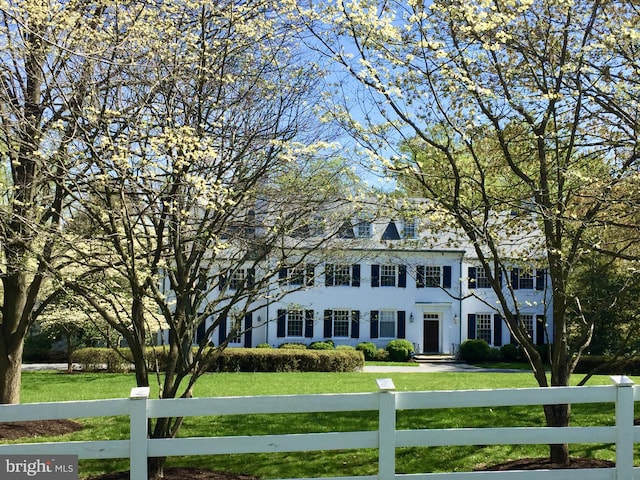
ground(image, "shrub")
xmin=356 ymin=342 xmax=378 ymax=361
xmin=385 ymin=339 xmax=415 ymax=362
xmin=73 ymin=347 xmax=365 ymax=373
xmin=23 ymin=333 xmax=53 ymax=362
xmin=309 ymin=341 xmax=335 ymax=350
xmin=278 ymin=342 xmax=307 ymax=349
xmin=488 ymin=347 xmax=503 ymax=362
xmin=500 ymin=343 xmax=522 ymax=362
xmin=336 ymin=345 xmax=355 ymax=351
xmin=72 ymin=347 xmax=135 ymax=372
xmin=459 ymin=339 xmax=491 ymax=363
xmin=536 ymin=344 xmax=551 ymax=363
xmin=256 ymin=343 xmax=272 ymax=348
xmin=375 ymin=348 xmax=389 ymax=361
xmin=574 ymin=355 xmax=640 ymax=375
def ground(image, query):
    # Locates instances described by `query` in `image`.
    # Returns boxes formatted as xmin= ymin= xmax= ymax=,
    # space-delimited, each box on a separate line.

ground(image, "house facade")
xmin=202 ymin=214 xmax=552 ymax=355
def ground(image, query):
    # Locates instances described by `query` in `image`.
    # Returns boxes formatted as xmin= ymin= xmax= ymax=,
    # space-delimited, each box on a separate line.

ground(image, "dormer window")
xmin=355 ymin=219 xmax=372 ymax=238
xmin=402 ymin=218 xmax=417 ymax=239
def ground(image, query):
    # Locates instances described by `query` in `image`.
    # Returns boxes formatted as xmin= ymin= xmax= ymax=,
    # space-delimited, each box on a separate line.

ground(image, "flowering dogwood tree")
xmin=302 ymin=0 xmax=640 ymax=464
xmin=46 ymin=1 xmax=353 ymax=478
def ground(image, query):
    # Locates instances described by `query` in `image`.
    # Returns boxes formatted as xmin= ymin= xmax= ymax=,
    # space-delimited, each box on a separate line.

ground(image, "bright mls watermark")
xmin=1 ymin=455 xmax=77 ymax=479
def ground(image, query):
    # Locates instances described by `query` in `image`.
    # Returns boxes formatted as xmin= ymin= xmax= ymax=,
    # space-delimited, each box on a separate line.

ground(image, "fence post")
xmin=611 ymin=376 xmax=634 ymax=480
xmin=376 ymin=378 xmax=397 ymax=480
xmin=130 ymin=387 xmax=150 ymax=479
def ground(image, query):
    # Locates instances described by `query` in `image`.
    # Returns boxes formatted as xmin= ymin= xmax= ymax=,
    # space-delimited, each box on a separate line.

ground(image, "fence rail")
xmin=1 ymin=376 xmax=638 ymax=479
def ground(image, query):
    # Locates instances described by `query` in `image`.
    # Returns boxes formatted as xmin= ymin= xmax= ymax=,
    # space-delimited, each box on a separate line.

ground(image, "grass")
xmin=11 ymin=370 xmax=637 ymax=478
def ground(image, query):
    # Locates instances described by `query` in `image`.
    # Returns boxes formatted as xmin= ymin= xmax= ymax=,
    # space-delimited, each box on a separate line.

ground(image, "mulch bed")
xmin=0 ymin=419 xmax=83 ymax=439
xmin=0 ymin=420 xmax=617 ymax=479
xmin=477 ymin=457 xmax=615 ymax=471
xmin=85 ymin=468 xmax=260 ymax=480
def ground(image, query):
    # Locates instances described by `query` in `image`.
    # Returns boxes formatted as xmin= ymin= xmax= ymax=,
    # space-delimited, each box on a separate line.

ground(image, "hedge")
xmin=73 ymin=347 xmax=365 ymax=373
xmin=574 ymin=355 xmax=640 ymax=376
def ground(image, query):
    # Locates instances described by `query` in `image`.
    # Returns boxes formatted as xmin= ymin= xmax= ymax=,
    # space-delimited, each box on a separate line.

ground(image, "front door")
xmin=423 ymin=314 xmax=440 ymax=353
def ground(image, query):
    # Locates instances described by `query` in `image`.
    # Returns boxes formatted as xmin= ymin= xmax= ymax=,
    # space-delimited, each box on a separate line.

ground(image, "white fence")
xmin=1 ymin=376 xmax=639 ymax=480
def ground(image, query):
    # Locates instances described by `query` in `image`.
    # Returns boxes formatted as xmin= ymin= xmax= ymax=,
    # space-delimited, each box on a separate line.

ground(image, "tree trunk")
xmin=66 ymin=334 xmax=73 ymax=374
xmin=0 ymin=339 xmax=24 ymax=404
xmin=148 ymin=456 xmax=166 ymax=479
xmin=544 ymin=403 xmax=571 ymax=464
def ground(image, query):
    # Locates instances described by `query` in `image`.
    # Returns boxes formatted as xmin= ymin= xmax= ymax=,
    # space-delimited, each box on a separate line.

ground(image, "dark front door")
xmin=423 ymin=320 xmax=440 ymax=353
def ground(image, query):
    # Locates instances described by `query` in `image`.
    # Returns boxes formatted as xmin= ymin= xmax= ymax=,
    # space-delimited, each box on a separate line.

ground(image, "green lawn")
xmin=12 ymin=371 xmax=636 ymax=479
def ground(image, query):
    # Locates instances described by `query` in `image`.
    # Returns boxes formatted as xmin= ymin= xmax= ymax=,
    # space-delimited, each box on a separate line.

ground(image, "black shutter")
xmin=370 ymin=310 xmax=379 ymax=339
xmin=536 ymin=315 xmax=545 ymax=345
xmin=325 ymin=264 xmax=334 ymax=286
xmin=493 ymin=314 xmax=502 ymax=347
xmin=247 ymin=268 xmax=255 ymax=288
xmin=244 ymin=313 xmax=253 ymax=347
xmin=305 ymin=310 xmax=315 ymax=338
xmin=536 ymin=269 xmax=546 ymax=290
xmin=443 ymin=266 xmax=452 ymax=288
xmin=351 ymin=310 xmax=360 ymax=338
xmin=196 ymin=320 xmax=206 ymax=345
xmin=397 ymin=311 xmax=406 ymax=339
xmin=416 ymin=266 xmax=425 ymax=288
xmin=467 ymin=314 xmax=476 ymax=340
xmin=219 ymin=273 xmax=227 ymax=290
xmin=276 ymin=310 xmax=286 ymax=338
xmin=468 ymin=267 xmax=476 ymax=289
xmin=398 ymin=265 xmax=407 ymax=288
xmin=218 ymin=316 xmax=228 ymax=345
xmin=324 ymin=310 xmax=333 ymax=338
xmin=279 ymin=267 xmax=288 ymax=282
xmin=352 ymin=264 xmax=361 ymax=287
xmin=371 ymin=264 xmax=380 ymax=287
xmin=511 ymin=268 xmax=519 ymax=290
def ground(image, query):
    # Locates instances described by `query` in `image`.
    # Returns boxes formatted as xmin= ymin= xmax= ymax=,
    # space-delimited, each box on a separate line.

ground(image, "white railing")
xmin=1 ymin=376 xmax=638 ymax=480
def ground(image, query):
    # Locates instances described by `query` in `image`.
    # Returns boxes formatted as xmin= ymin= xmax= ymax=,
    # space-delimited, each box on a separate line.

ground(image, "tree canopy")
xmin=300 ymin=0 xmax=640 ymax=464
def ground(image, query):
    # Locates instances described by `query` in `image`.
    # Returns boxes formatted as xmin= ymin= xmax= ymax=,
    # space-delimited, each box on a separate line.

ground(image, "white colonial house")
xmin=197 ymin=209 xmax=552 ymax=355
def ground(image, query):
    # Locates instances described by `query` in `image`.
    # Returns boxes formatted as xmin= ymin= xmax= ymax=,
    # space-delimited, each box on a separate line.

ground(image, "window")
xmin=228 ymin=315 xmax=243 ymax=344
xmin=281 ymin=264 xmax=314 ymax=286
xmin=277 ymin=309 xmax=314 ymax=338
xmin=355 ymin=218 xmax=372 ymax=238
xmin=380 ymin=265 xmax=397 ymax=287
xmin=519 ymin=270 xmax=534 ymax=289
xmin=372 ymin=264 xmax=406 ymax=288
xmin=379 ymin=311 xmax=396 ymax=338
xmin=476 ymin=267 xmax=490 ymax=288
xmin=324 ymin=309 xmax=359 ymax=338
xmin=286 ymin=310 xmax=304 ymax=337
xmin=325 ymin=264 xmax=360 ymax=287
xmin=332 ymin=310 xmax=351 ymax=337
xmin=402 ymin=218 xmax=417 ymax=239
xmin=230 ymin=269 xmax=246 ymax=290
xmin=417 ymin=265 xmax=452 ymax=288
xmin=510 ymin=268 xmax=541 ymax=290
xmin=468 ymin=266 xmax=493 ymax=289
xmin=520 ymin=314 xmax=534 ymax=341
xmin=424 ymin=266 xmax=441 ymax=287
xmin=476 ymin=313 xmax=492 ymax=344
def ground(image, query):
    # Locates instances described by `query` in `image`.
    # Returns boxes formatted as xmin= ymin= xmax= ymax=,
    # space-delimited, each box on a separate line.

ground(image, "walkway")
xmin=361 ymin=362 xmax=523 ymax=373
